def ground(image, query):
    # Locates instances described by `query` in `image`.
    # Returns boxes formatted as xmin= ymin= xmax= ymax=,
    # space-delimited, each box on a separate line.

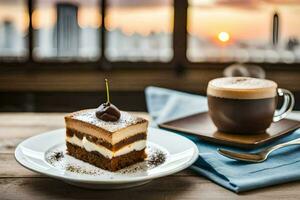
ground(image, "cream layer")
xmin=66 ymin=121 xmax=147 ymax=145
xmin=66 ymin=135 xmax=146 ymax=159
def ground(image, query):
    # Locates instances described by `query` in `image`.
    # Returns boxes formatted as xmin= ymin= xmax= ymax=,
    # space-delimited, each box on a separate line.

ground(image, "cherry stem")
xmin=105 ymin=79 xmax=110 ymax=104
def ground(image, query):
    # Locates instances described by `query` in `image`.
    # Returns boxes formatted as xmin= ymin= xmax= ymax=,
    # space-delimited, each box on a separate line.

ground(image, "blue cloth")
xmin=145 ymin=86 xmax=300 ymax=193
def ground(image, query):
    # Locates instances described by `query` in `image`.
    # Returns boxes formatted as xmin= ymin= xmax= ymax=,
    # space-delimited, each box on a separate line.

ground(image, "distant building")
xmin=0 ymin=19 xmax=26 ymax=57
xmin=54 ymin=3 xmax=79 ymax=57
xmin=287 ymin=37 xmax=299 ymax=51
xmin=3 ymin=20 xmax=15 ymax=49
xmin=272 ymin=12 xmax=280 ymax=46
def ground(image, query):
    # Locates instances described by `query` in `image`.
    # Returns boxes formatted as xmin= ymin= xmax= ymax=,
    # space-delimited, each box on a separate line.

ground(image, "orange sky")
xmin=0 ymin=1 xmax=299 ymax=41
xmin=188 ymin=4 xmax=300 ymax=41
xmin=0 ymin=2 xmax=28 ymax=33
xmin=105 ymin=6 xmax=173 ymax=36
xmin=188 ymin=7 xmax=271 ymax=41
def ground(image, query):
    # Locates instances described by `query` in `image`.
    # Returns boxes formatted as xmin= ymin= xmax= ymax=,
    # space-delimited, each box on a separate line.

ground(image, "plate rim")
xmin=15 ymin=127 xmax=199 ymax=184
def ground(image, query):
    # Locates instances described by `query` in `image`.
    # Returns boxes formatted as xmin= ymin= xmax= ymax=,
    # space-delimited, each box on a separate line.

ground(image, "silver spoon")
xmin=218 ymin=138 xmax=300 ymax=163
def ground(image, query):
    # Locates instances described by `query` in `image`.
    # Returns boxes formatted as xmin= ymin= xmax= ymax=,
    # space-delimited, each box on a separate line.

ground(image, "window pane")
xmin=105 ymin=0 xmax=173 ymax=62
xmin=280 ymin=5 xmax=300 ymax=63
xmin=33 ymin=0 xmax=101 ymax=61
xmin=0 ymin=0 xmax=28 ymax=59
xmin=187 ymin=0 xmax=300 ymax=63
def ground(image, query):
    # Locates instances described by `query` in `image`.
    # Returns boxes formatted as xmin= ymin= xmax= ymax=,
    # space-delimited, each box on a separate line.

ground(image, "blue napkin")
xmin=145 ymin=86 xmax=300 ymax=193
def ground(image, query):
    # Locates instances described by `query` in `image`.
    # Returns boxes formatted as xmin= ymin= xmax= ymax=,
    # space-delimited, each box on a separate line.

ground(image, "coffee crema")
xmin=207 ymin=77 xmax=277 ymax=99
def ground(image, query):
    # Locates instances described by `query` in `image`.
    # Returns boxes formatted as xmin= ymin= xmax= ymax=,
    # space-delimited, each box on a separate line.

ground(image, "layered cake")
xmin=65 ymin=109 xmax=148 ymax=171
xmin=65 ymin=79 xmax=148 ymax=171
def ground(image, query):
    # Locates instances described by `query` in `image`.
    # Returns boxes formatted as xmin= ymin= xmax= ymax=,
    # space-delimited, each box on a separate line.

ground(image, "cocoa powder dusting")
xmin=66 ymin=164 xmax=99 ymax=175
xmin=147 ymin=149 xmax=166 ymax=168
xmin=46 ymin=151 xmax=64 ymax=164
xmin=46 ymin=145 xmax=167 ymax=175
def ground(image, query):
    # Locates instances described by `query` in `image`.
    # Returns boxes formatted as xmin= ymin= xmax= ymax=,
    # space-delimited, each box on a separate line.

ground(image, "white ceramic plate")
xmin=15 ymin=127 xmax=198 ymax=189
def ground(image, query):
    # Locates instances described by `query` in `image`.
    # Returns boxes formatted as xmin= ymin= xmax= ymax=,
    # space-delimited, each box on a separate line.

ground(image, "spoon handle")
xmin=263 ymin=138 xmax=300 ymax=156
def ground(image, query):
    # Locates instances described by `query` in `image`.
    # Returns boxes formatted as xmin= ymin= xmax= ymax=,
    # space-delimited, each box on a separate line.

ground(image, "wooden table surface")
xmin=1 ymin=112 xmax=300 ymax=200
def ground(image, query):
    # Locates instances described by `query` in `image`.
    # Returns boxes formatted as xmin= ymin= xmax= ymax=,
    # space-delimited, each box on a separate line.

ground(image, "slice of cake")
xmin=65 ymin=109 xmax=148 ymax=171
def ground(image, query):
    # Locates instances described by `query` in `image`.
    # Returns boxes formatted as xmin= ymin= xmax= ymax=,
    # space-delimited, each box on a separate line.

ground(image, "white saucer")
xmin=15 ymin=127 xmax=199 ymax=189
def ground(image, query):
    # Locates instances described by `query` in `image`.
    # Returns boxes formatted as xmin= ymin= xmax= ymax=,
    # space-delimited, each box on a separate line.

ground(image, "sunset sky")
xmin=188 ymin=0 xmax=300 ymax=42
xmin=0 ymin=0 xmax=299 ymax=41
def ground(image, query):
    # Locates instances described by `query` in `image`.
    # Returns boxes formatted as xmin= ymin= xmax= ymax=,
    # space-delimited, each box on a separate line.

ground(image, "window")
xmin=105 ymin=0 xmax=173 ymax=62
xmin=32 ymin=0 xmax=101 ymax=61
xmin=187 ymin=0 xmax=300 ymax=63
xmin=0 ymin=0 xmax=28 ymax=60
xmin=0 ymin=0 xmax=299 ymax=67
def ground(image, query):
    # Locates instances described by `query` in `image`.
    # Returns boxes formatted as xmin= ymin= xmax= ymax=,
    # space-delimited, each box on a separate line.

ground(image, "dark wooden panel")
xmin=1 ymin=90 xmax=300 ymax=112
xmin=0 ymin=91 xmax=147 ymax=112
xmin=1 ymin=68 xmax=299 ymax=92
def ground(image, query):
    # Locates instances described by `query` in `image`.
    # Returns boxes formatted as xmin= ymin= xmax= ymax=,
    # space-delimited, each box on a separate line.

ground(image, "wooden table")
xmin=1 ymin=112 xmax=300 ymax=200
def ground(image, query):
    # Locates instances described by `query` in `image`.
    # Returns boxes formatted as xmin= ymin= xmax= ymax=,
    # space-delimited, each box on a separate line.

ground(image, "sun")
xmin=218 ymin=32 xmax=230 ymax=43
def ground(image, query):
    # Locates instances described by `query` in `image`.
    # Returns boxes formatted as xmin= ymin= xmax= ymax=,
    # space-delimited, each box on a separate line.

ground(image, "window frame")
xmin=0 ymin=0 xmax=299 ymax=72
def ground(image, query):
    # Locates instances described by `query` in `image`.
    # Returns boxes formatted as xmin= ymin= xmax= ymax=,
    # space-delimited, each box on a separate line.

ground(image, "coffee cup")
xmin=207 ymin=77 xmax=294 ymax=134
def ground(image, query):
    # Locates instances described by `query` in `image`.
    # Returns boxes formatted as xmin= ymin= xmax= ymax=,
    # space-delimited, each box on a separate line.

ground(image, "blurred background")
xmin=0 ymin=0 xmax=300 ymax=112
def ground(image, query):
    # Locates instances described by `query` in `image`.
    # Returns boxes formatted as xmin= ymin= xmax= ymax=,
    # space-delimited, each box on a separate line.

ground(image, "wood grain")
xmin=1 ymin=177 xmax=300 ymax=200
xmin=1 ymin=112 xmax=300 ymax=200
xmin=1 ymin=69 xmax=299 ymax=92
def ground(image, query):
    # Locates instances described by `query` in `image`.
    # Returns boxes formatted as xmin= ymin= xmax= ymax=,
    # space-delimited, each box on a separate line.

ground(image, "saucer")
xmin=159 ymin=112 xmax=300 ymax=149
xmin=15 ymin=127 xmax=198 ymax=189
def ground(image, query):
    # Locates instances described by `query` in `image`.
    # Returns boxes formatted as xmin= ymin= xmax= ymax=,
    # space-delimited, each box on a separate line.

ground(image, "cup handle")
xmin=273 ymin=88 xmax=295 ymax=122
